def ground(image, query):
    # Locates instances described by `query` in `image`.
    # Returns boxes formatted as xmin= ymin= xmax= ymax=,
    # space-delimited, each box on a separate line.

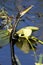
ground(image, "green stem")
xmin=26 ymin=38 xmax=37 ymax=61
xmin=38 ymin=54 xmax=43 ymax=64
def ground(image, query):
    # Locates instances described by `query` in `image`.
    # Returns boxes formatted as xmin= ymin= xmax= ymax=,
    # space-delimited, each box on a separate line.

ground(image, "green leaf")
xmin=0 ymin=30 xmax=9 ymax=47
xmin=16 ymin=37 xmax=30 ymax=53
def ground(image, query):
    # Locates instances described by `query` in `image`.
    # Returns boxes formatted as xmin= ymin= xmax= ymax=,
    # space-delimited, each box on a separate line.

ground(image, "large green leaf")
xmin=0 ymin=30 xmax=9 ymax=47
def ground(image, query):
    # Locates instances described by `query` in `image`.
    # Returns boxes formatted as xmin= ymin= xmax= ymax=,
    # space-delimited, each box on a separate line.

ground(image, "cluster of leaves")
xmin=0 ymin=0 xmax=43 ymax=64
xmin=0 ymin=7 xmax=43 ymax=54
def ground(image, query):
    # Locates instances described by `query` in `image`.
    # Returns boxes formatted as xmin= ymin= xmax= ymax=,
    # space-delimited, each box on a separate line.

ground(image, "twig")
xmin=10 ymin=13 xmax=20 ymax=65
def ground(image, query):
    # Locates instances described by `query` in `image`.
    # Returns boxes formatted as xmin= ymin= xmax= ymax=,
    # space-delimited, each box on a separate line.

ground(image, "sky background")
xmin=0 ymin=0 xmax=43 ymax=65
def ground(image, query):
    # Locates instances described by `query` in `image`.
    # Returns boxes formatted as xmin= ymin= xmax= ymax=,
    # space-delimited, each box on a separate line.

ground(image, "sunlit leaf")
xmin=15 ymin=26 xmax=39 ymax=53
xmin=20 ymin=5 xmax=34 ymax=17
xmin=31 ymin=36 xmax=43 ymax=45
xmin=35 ymin=63 xmax=43 ymax=65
